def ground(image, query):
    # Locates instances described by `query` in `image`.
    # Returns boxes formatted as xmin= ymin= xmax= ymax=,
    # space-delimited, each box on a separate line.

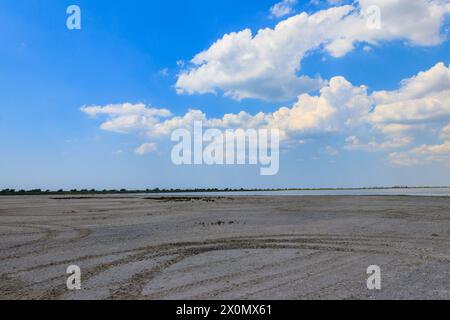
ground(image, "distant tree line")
xmin=0 ymin=186 xmax=446 ymax=196
xmin=0 ymin=188 xmax=259 ymax=196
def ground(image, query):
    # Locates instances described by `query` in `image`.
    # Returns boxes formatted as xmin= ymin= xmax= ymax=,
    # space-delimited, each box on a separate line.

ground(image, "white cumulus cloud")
xmin=135 ymin=143 xmax=157 ymax=155
xmin=81 ymin=103 xmax=172 ymax=134
xmin=389 ymin=142 xmax=450 ymax=166
xmin=441 ymin=124 xmax=450 ymax=140
xmin=370 ymin=62 xmax=450 ymax=128
xmin=270 ymin=0 xmax=298 ymax=18
xmin=176 ymin=0 xmax=450 ymax=101
xmin=83 ymin=63 xmax=450 ymax=166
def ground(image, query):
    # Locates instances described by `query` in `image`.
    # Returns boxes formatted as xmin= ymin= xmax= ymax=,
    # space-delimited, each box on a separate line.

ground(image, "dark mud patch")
xmin=197 ymin=220 xmax=239 ymax=227
xmin=144 ymin=197 xmax=232 ymax=203
xmin=50 ymin=197 xmax=135 ymax=200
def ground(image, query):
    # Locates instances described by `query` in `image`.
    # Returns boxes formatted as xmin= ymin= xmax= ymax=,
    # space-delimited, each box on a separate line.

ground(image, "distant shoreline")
xmin=1 ymin=186 xmax=449 ymax=196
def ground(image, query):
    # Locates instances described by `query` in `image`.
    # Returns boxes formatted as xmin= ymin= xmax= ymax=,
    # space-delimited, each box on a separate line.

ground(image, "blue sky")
xmin=1 ymin=0 xmax=450 ymax=190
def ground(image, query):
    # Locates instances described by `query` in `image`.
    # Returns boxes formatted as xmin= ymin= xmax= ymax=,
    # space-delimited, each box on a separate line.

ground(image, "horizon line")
xmin=1 ymin=185 xmax=450 ymax=196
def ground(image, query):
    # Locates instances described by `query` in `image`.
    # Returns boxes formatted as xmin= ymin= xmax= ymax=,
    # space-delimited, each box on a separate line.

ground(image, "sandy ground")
xmin=0 ymin=195 xmax=449 ymax=300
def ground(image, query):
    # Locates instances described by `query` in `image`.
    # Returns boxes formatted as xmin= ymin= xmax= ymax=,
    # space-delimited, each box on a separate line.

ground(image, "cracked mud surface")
xmin=0 ymin=195 xmax=449 ymax=300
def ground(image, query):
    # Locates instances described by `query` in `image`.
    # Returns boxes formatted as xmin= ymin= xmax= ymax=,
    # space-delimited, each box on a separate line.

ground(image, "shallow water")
xmin=153 ymin=187 xmax=450 ymax=197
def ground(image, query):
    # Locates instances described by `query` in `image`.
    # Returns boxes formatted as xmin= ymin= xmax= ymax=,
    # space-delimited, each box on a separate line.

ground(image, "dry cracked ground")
xmin=0 ymin=195 xmax=449 ymax=300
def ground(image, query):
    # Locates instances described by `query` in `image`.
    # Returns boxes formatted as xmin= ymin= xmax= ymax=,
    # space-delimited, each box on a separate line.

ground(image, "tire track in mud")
xmin=2 ymin=229 xmax=446 ymax=262
xmin=4 ymin=232 xmax=449 ymax=299
xmin=6 ymin=232 xmax=448 ymax=275
xmin=131 ymin=234 xmax=449 ymax=299
xmin=205 ymin=253 xmax=368 ymax=300
xmin=86 ymin=235 xmax=447 ymax=299
xmin=141 ymin=250 xmax=325 ymax=300
xmin=0 ymin=222 xmax=92 ymax=260
xmin=10 ymin=248 xmax=265 ymax=299
xmin=30 ymin=236 xmax=364 ymax=299
xmin=295 ymin=275 xmax=364 ymax=300
xmin=240 ymin=252 xmax=383 ymax=300
xmin=0 ymin=224 xmax=59 ymax=252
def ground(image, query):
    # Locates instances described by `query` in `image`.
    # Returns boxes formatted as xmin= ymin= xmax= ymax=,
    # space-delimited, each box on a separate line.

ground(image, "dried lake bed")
xmin=0 ymin=195 xmax=449 ymax=300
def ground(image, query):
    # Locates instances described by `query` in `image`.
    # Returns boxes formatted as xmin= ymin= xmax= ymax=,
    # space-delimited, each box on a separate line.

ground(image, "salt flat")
xmin=0 ymin=195 xmax=449 ymax=300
